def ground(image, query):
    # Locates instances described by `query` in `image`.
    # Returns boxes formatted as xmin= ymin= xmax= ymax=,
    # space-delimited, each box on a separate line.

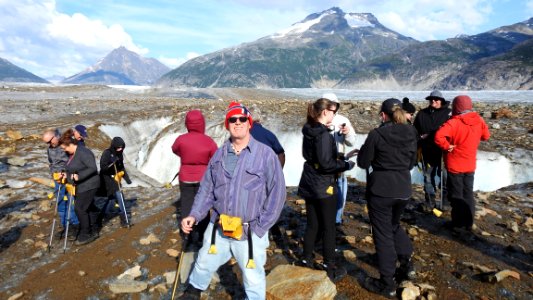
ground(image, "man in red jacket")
xmin=434 ymin=95 xmax=490 ymax=230
xmin=172 ymin=109 xmax=218 ymax=246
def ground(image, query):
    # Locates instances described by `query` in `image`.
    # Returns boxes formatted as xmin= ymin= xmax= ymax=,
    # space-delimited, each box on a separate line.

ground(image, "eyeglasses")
xmin=45 ymin=136 xmax=54 ymax=144
xmin=228 ymin=116 xmax=248 ymax=123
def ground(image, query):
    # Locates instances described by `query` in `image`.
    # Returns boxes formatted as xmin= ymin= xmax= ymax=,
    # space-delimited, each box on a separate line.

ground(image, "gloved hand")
xmin=125 ymin=178 xmax=132 ymax=184
xmin=345 ymin=160 xmax=355 ymax=171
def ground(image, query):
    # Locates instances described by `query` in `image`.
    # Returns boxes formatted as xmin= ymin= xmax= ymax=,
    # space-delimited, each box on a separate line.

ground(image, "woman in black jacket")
xmin=357 ymin=98 xmax=418 ymax=298
xmin=98 ymin=137 xmax=132 ymax=227
xmin=297 ymin=97 xmax=355 ymax=282
xmin=59 ymin=129 xmax=100 ymax=245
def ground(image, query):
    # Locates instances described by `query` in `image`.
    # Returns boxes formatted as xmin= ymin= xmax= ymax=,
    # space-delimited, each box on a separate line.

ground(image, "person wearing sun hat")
xmin=180 ymin=101 xmax=286 ymax=300
xmin=413 ymin=90 xmax=451 ymax=211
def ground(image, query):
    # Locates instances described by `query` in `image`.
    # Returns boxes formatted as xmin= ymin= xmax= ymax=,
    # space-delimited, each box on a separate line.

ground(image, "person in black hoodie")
xmin=59 ymin=129 xmax=100 ymax=245
xmin=297 ymin=97 xmax=355 ymax=282
xmin=413 ymin=90 xmax=451 ymax=210
xmin=357 ymin=98 xmax=418 ymax=298
xmin=99 ymin=137 xmax=132 ymax=228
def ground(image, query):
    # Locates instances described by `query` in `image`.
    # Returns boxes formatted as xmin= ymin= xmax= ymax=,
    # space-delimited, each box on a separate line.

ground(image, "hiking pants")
xmin=189 ymin=222 xmax=269 ymax=300
xmin=367 ymin=196 xmax=413 ymax=281
xmin=447 ymin=172 xmax=475 ymax=228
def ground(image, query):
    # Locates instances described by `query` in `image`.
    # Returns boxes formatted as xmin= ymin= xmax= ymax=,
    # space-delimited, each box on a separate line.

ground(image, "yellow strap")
xmin=246 ymin=259 xmax=256 ymax=269
xmin=208 ymin=244 xmax=217 ymax=254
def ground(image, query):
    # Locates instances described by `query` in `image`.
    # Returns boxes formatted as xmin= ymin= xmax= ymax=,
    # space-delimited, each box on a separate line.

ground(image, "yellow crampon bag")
xmin=219 ymin=214 xmax=243 ymax=240
xmin=114 ymin=171 xmax=125 ymax=184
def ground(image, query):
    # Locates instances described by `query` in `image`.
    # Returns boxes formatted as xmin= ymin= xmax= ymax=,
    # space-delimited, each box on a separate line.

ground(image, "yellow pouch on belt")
xmin=65 ymin=183 xmax=76 ymax=196
xmin=219 ymin=214 xmax=243 ymax=240
xmin=114 ymin=171 xmax=125 ymax=184
xmin=52 ymin=172 xmax=66 ymax=184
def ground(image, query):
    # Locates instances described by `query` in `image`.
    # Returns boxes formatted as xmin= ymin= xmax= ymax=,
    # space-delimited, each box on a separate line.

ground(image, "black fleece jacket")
xmin=100 ymin=137 xmax=131 ymax=196
xmin=298 ymin=122 xmax=349 ymax=200
xmin=357 ymin=122 xmax=418 ymax=199
xmin=413 ymin=103 xmax=451 ymax=166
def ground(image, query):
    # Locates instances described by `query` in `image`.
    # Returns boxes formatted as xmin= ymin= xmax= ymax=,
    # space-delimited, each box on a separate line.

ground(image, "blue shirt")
xmin=250 ymin=123 xmax=285 ymax=155
xmin=190 ymin=136 xmax=286 ymax=239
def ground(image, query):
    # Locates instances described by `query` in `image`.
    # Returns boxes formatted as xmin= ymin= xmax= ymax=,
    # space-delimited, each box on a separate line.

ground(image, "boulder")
xmin=266 ymin=265 xmax=336 ymax=300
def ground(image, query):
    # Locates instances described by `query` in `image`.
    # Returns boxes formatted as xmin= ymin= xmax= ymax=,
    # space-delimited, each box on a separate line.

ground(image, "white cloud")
xmin=0 ymin=0 xmax=144 ymax=78
xmin=158 ymin=52 xmax=200 ymax=69
xmin=527 ymin=0 xmax=533 ymax=12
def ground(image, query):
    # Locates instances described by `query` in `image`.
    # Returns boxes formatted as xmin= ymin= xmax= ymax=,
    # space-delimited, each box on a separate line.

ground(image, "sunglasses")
xmin=46 ymin=136 xmax=54 ymax=144
xmin=228 ymin=116 xmax=248 ymax=123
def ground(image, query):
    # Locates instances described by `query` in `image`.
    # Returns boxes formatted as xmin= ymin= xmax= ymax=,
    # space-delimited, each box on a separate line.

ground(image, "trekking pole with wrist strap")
xmin=48 ymin=173 xmax=66 ymax=252
xmin=63 ymin=175 xmax=76 ymax=253
xmin=113 ymin=163 xmax=130 ymax=228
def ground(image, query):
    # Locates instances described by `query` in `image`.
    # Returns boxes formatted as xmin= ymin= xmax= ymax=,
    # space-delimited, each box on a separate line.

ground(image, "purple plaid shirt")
xmin=190 ymin=136 xmax=286 ymax=239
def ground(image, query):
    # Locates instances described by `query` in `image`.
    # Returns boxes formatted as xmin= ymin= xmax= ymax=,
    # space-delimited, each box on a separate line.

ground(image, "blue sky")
xmin=1 ymin=0 xmax=531 ymax=79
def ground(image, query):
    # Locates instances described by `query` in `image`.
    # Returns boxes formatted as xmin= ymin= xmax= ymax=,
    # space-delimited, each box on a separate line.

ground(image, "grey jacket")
xmin=47 ymin=146 xmax=68 ymax=174
xmin=65 ymin=146 xmax=100 ymax=194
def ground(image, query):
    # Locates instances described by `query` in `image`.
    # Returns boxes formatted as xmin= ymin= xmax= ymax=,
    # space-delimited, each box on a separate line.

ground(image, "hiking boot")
xmin=326 ymin=264 xmax=347 ymax=282
xmin=363 ymin=277 xmax=396 ymax=299
xmin=67 ymin=225 xmax=80 ymax=241
xmin=295 ymin=258 xmax=313 ymax=268
xmin=395 ymin=255 xmax=416 ymax=283
xmin=178 ymin=284 xmax=202 ymax=300
xmin=74 ymin=232 xmax=98 ymax=246
xmin=54 ymin=228 xmax=65 ymax=239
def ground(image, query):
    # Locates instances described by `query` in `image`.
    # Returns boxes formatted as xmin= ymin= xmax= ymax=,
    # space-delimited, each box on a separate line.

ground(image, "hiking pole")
xmin=63 ymin=181 xmax=75 ymax=253
xmin=170 ymin=171 xmax=180 ymax=185
xmin=48 ymin=177 xmax=64 ymax=252
xmin=438 ymin=156 xmax=444 ymax=211
xmin=113 ymin=163 xmax=130 ymax=228
xmin=171 ymin=234 xmax=189 ymax=299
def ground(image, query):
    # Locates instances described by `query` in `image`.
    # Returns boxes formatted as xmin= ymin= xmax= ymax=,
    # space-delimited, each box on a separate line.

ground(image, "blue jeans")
xmin=335 ymin=174 xmax=347 ymax=224
xmin=54 ymin=182 xmax=79 ymax=226
xmin=189 ymin=222 xmax=269 ymax=300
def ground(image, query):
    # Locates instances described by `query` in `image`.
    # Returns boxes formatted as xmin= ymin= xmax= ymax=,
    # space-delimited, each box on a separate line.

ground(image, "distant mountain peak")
xmin=63 ymin=47 xmax=170 ymax=85
xmin=270 ymin=7 xmax=378 ymax=39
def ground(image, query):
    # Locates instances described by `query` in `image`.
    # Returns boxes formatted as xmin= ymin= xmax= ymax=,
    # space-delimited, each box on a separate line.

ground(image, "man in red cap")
xmin=435 ymin=95 xmax=490 ymax=231
xmin=180 ymin=101 xmax=286 ymax=300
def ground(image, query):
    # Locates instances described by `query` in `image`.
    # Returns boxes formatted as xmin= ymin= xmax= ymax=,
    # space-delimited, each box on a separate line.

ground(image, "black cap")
xmin=380 ymin=98 xmax=402 ymax=115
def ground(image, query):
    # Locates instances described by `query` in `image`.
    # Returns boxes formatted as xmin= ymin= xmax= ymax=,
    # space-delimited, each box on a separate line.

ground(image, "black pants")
xmin=367 ymin=196 xmax=413 ymax=281
xmin=179 ymin=182 xmax=209 ymax=244
xmin=74 ymin=188 xmax=99 ymax=236
xmin=447 ymin=172 xmax=475 ymax=228
xmin=303 ymin=195 xmax=336 ymax=265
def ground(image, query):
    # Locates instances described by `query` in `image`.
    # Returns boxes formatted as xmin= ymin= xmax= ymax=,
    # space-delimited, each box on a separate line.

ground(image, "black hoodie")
xmin=298 ymin=122 xmax=349 ymax=200
xmin=357 ymin=122 xmax=418 ymax=199
xmin=99 ymin=137 xmax=131 ymax=196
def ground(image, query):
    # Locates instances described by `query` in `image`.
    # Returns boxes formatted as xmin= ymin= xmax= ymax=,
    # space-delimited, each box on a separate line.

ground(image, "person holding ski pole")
xmin=171 ymin=109 xmax=218 ymax=248
xmin=59 ymin=129 xmax=100 ymax=246
xmin=98 ymin=137 xmax=132 ymax=228
xmin=42 ymin=128 xmax=79 ymax=240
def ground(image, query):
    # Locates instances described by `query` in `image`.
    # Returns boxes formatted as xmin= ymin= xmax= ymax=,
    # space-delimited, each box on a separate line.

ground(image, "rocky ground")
xmin=0 ymin=85 xmax=532 ymax=299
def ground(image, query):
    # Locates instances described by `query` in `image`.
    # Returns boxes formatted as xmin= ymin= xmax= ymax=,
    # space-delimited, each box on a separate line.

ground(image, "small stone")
xmin=285 ymin=230 xmax=293 ymax=237
xmin=408 ymin=228 xmax=418 ymax=236
xmin=23 ymin=239 xmax=35 ymax=245
xmin=164 ymin=271 xmax=177 ymax=285
xmin=400 ymin=281 xmax=420 ymax=300
xmin=32 ymin=214 xmax=41 ymax=220
xmin=7 ymin=292 xmax=24 ymax=300
xmin=31 ymin=251 xmax=43 ymax=259
xmin=342 ymin=249 xmax=357 ymax=262
xmin=523 ymin=217 xmax=533 ymax=227
xmin=295 ymin=199 xmax=305 ymax=205
xmin=344 ymin=235 xmax=356 ymax=245
xmin=118 ymin=265 xmax=142 ymax=280
xmin=35 ymin=233 xmax=46 ymax=239
xmin=363 ymin=235 xmax=373 ymax=244
xmin=34 ymin=241 xmax=48 ymax=249
xmin=170 ymin=238 xmax=178 ymax=244
xmin=166 ymin=249 xmax=179 ymax=257
xmin=108 ymin=277 xmax=148 ymax=294
xmin=492 ymin=123 xmax=501 ymax=129
xmin=79 ymin=271 xmax=86 ymax=276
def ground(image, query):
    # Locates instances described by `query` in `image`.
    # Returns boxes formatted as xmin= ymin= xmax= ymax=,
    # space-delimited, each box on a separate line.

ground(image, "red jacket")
xmin=171 ymin=110 xmax=218 ymax=182
xmin=434 ymin=112 xmax=490 ymax=174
